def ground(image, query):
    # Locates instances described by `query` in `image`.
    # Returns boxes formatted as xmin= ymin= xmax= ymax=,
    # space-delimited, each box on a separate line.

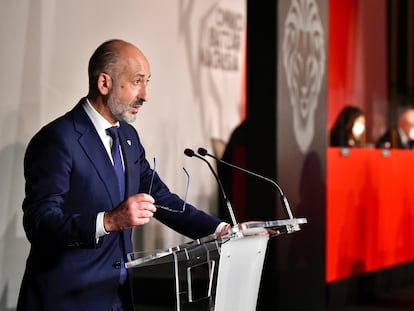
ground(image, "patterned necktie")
xmin=106 ymin=127 xmax=125 ymax=201
xmin=106 ymin=126 xmax=127 ymax=284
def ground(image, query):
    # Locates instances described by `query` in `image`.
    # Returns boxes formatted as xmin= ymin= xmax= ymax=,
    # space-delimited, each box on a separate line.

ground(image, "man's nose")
xmin=138 ymin=85 xmax=149 ymax=102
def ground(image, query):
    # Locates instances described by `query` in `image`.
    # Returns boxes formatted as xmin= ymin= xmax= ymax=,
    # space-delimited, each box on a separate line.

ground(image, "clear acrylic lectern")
xmin=126 ymin=218 xmax=307 ymax=310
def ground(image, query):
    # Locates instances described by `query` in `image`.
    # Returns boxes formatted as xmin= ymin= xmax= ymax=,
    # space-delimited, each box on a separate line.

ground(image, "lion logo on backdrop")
xmin=282 ymin=0 xmax=325 ymax=153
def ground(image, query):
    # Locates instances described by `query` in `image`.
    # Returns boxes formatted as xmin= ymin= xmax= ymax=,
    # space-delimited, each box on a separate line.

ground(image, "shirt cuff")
xmin=215 ymin=222 xmax=229 ymax=233
xmin=96 ymin=211 xmax=110 ymax=240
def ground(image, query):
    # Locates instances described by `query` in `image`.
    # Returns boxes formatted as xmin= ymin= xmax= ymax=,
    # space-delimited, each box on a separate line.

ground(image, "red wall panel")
xmin=326 ymin=148 xmax=414 ymax=282
xmin=328 ymin=0 xmax=387 ymax=143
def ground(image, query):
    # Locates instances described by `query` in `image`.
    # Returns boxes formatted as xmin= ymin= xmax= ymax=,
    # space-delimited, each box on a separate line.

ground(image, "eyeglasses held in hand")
xmin=148 ymin=157 xmax=189 ymax=213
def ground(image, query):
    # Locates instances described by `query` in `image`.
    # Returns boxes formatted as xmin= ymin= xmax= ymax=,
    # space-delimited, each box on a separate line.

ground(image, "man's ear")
xmin=97 ymin=73 xmax=112 ymax=96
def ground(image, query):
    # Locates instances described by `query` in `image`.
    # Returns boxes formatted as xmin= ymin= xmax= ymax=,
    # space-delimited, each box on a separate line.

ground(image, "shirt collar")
xmin=83 ymin=99 xmax=120 ymax=135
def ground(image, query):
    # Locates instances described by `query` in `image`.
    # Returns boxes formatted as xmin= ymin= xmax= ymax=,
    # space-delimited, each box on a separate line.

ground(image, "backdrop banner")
xmin=0 ymin=0 xmax=245 ymax=308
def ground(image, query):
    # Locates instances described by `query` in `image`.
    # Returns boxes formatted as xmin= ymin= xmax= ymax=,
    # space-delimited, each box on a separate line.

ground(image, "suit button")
xmin=113 ymin=261 xmax=121 ymax=269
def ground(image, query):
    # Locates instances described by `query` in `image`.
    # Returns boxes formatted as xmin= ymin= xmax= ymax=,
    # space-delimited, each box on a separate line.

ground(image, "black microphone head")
xmin=197 ymin=147 xmax=208 ymax=156
xmin=184 ymin=148 xmax=195 ymax=157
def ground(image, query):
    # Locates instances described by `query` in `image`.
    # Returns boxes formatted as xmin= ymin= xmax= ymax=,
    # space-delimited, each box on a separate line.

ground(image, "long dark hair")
xmin=330 ymin=106 xmax=365 ymax=147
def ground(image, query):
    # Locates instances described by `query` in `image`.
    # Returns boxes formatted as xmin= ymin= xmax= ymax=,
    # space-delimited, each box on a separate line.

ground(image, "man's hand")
xmin=216 ymin=223 xmax=232 ymax=237
xmin=103 ymin=193 xmax=157 ymax=232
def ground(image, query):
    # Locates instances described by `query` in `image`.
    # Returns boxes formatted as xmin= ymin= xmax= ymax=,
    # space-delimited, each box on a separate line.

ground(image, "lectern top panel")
xmin=125 ymin=218 xmax=307 ymax=269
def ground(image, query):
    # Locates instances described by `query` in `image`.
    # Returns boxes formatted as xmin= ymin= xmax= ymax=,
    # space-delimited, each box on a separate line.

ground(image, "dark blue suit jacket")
xmin=17 ymin=98 xmax=222 ymax=311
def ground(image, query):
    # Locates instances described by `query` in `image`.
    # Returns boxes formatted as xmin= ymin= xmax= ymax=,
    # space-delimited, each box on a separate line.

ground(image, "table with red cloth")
xmin=327 ymin=147 xmax=414 ymax=282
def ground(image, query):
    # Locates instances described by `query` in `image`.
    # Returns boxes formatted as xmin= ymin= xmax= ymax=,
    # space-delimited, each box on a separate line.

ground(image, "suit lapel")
xmin=72 ymin=101 xmax=121 ymax=206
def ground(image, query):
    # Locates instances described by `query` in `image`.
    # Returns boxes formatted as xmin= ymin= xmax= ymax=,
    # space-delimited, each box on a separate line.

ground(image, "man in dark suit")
xmin=376 ymin=106 xmax=414 ymax=149
xmin=17 ymin=39 xmax=229 ymax=311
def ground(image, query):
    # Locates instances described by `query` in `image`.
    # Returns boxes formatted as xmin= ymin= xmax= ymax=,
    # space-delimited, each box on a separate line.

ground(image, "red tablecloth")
xmin=326 ymin=147 xmax=414 ymax=282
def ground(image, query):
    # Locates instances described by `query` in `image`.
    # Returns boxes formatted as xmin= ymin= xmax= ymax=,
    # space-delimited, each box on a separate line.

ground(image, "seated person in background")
xmin=218 ymin=120 xmax=247 ymax=223
xmin=376 ymin=106 xmax=414 ymax=149
xmin=330 ymin=106 xmax=366 ymax=147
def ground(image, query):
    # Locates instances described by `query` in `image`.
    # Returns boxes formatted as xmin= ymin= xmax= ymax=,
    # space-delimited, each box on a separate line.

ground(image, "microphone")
xmin=197 ymin=147 xmax=294 ymax=220
xmin=184 ymin=148 xmax=238 ymax=227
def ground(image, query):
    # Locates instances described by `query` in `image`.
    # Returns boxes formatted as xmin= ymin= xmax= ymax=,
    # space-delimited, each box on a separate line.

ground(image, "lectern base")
xmin=132 ymin=259 xmax=218 ymax=310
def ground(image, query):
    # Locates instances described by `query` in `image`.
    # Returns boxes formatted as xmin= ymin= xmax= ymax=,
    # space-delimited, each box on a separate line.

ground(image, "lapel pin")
xmin=126 ymin=139 xmax=132 ymax=146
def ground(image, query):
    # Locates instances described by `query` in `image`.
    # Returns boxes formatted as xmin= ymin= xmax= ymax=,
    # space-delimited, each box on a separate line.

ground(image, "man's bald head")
xmin=87 ymin=39 xmax=148 ymax=100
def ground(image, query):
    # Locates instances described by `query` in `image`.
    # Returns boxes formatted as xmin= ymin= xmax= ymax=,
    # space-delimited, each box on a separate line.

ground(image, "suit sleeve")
xmin=23 ymin=123 xmax=98 ymax=251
